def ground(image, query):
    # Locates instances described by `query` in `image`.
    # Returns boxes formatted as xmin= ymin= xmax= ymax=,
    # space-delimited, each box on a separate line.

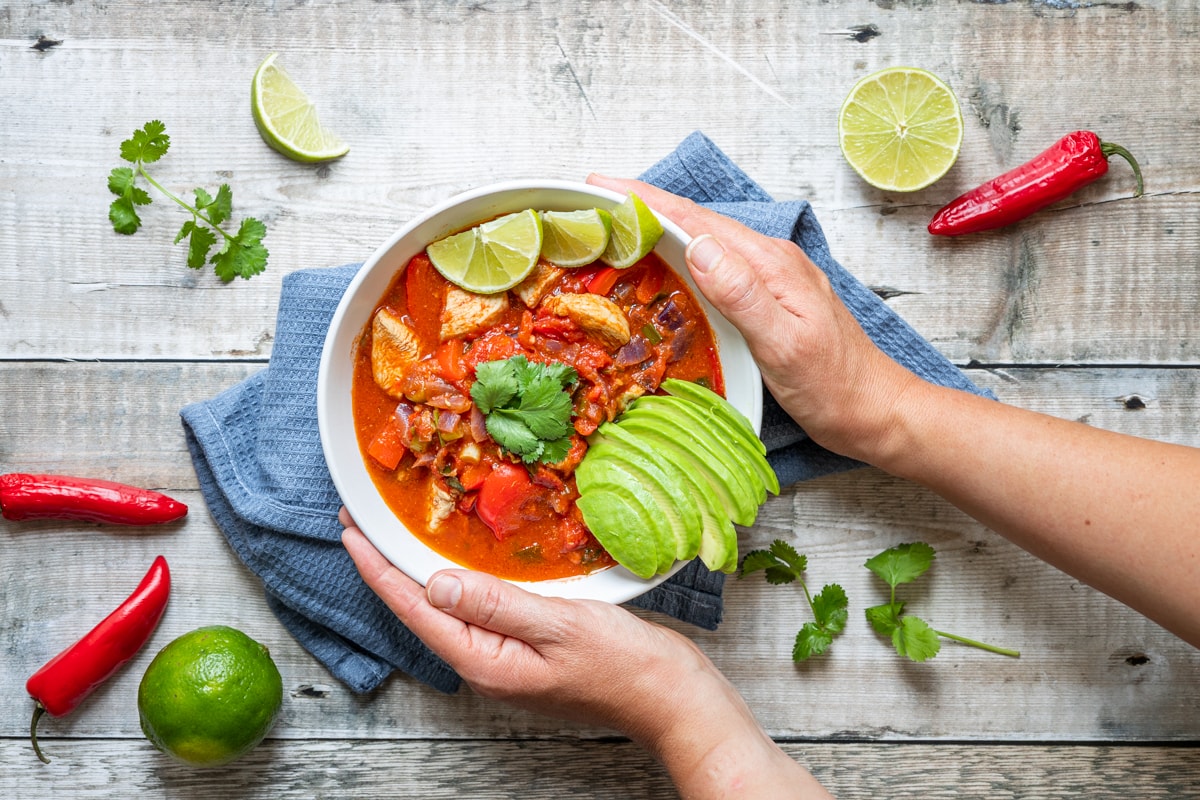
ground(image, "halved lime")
xmin=540 ymin=208 xmax=613 ymax=267
xmin=600 ymin=192 xmax=664 ymax=269
xmin=838 ymin=66 xmax=963 ymax=192
xmin=427 ymin=209 xmax=543 ymax=294
xmin=251 ymin=53 xmax=350 ymax=163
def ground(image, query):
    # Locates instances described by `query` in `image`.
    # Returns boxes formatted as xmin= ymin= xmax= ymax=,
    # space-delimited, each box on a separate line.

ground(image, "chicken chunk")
xmin=513 ymin=260 xmax=565 ymax=308
xmin=440 ymin=286 xmax=508 ymax=341
xmin=428 ymin=481 xmax=456 ymax=531
xmin=541 ymin=292 xmax=631 ymax=349
xmin=371 ymin=307 xmax=421 ymax=398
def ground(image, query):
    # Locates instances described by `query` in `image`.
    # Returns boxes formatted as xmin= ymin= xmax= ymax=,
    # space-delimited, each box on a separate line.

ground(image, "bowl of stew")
xmin=317 ymin=180 xmax=762 ymax=603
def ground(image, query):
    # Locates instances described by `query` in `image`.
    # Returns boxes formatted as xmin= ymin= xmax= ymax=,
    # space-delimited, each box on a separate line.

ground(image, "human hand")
xmin=587 ymin=174 xmax=922 ymax=464
xmin=341 ymin=509 xmax=829 ymax=797
xmin=341 ymin=508 xmax=741 ymax=741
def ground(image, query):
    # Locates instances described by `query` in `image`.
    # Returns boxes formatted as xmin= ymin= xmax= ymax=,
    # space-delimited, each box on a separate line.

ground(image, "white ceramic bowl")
xmin=317 ymin=180 xmax=762 ymax=603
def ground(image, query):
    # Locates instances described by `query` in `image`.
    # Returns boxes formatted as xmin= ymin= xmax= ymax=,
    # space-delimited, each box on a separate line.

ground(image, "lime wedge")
xmin=251 ymin=53 xmax=349 ymax=163
xmin=540 ymin=209 xmax=613 ymax=267
xmin=427 ymin=209 xmax=543 ymax=294
xmin=600 ymin=192 xmax=664 ymax=269
xmin=838 ymin=66 xmax=963 ymax=192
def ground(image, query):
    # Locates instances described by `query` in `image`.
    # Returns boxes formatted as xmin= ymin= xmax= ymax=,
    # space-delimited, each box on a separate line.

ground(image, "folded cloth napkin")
xmin=181 ymin=131 xmax=991 ymax=695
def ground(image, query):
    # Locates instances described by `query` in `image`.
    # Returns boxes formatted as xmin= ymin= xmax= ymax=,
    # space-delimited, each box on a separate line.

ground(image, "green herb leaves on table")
xmin=740 ymin=539 xmax=847 ymax=661
xmin=108 ymin=121 xmax=268 ymax=282
xmin=864 ymin=542 xmax=1020 ymax=661
xmin=470 ymin=355 xmax=578 ymax=465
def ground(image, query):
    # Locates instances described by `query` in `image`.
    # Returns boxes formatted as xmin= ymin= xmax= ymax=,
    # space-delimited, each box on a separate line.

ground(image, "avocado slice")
xmin=575 ymin=456 xmax=676 ymax=575
xmin=599 ymin=421 xmax=739 ymax=570
xmin=661 ymin=379 xmax=764 ymax=454
xmin=584 ymin=434 xmax=702 ymax=561
xmin=638 ymin=393 xmax=779 ymax=497
xmin=590 ymin=425 xmax=703 ymax=560
xmin=619 ymin=403 xmax=762 ymax=525
xmin=575 ymin=485 xmax=659 ymax=579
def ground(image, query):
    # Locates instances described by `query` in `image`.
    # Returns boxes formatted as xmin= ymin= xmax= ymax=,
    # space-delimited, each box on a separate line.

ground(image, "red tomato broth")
xmin=351 ymin=248 xmax=724 ymax=581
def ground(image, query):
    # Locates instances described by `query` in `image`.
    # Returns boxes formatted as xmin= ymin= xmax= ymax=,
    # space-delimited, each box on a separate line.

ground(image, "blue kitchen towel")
xmin=181 ymin=131 xmax=990 ymax=695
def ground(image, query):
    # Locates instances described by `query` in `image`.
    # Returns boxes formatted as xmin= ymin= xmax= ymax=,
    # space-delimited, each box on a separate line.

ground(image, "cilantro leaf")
xmin=108 ymin=121 xmax=267 ymax=281
xmin=107 ymin=167 xmax=137 ymax=197
xmin=864 ymin=541 xmax=935 ymax=589
xmin=485 ymin=411 xmax=542 ymax=460
xmin=739 ymin=539 xmax=806 ymax=584
xmin=539 ymin=435 xmax=573 ymax=465
xmin=186 ymin=225 xmax=218 ymax=270
xmin=471 ymin=359 xmax=520 ymax=413
xmin=120 ymin=120 xmax=170 ymax=164
xmin=892 ymin=615 xmax=941 ymax=662
xmin=211 ymin=217 xmax=268 ymax=281
xmin=108 ymin=196 xmax=142 ymax=235
xmin=811 ymin=583 xmax=848 ymax=634
xmin=794 ymin=623 xmax=834 ymax=661
xmin=864 ymin=601 xmax=903 ymax=636
xmin=470 ymin=356 xmax=577 ymax=464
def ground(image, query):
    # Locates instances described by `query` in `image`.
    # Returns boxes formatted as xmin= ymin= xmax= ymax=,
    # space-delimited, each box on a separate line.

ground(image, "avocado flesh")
xmin=576 ymin=456 xmax=676 ymax=575
xmin=633 ymin=396 xmax=772 ymax=503
xmin=590 ymin=425 xmax=704 ymax=560
xmin=661 ymin=379 xmax=765 ymax=455
xmin=600 ymin=422 xmax=738 ymax=570
xmin=575 ymin=486 xmax=659 ymax=579
xmin=642 ymin=391 xmax=779 ymax=496
xmin=584 ymin=434 xmax=702 ymax=561
xmin=619 ymin=408 xmax=759 ymax=526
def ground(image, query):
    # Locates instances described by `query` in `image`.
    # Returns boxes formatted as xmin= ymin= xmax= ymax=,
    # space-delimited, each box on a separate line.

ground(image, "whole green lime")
xmin=138 ymin=625 xmax=283 ymax=767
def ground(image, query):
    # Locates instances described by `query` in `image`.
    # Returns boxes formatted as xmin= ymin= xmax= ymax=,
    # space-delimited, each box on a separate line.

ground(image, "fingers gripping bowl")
xmin=317 ymin=181 xmax=764 ymax=603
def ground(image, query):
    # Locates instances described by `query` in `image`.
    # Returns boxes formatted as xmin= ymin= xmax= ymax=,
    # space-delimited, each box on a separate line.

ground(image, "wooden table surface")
xmin=4 ymin=1 xmax=1199 ymax=797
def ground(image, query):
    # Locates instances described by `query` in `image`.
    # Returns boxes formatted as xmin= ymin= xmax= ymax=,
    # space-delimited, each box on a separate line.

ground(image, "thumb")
xmin=685 ymin=234 xmax=791 ymax=355
xmin=427 ymin=569 xmax=562 ymax=644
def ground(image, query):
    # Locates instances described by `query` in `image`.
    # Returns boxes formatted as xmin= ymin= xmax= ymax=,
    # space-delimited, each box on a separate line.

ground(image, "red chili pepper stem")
xmin=31 ymin=704 xmax=50 ymax=764
xmin=1100 ymin=141 xmax=1144 ymax=197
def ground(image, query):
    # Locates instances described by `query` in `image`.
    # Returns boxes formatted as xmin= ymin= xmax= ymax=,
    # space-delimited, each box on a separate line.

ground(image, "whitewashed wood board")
xmin=2 ymin=740 xmax=1198 ymax=800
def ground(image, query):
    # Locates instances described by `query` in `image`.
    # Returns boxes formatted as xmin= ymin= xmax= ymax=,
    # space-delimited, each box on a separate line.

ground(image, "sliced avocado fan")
xmin=576 ymin=380 xmax=777 ymax=577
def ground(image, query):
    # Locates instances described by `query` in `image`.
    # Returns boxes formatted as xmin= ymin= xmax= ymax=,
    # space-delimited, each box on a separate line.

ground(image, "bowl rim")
xmin=317 ymin=179 xmax=763 ymax=602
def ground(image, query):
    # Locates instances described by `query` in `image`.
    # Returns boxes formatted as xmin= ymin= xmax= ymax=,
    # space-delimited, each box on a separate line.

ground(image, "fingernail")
xmin=427 ymin=573 xmax=463 ymax=610
xmin=687 ymin=234 xmax=725 ymax=273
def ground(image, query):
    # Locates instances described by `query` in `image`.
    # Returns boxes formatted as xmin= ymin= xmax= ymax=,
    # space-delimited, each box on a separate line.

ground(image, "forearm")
xmin=634 ymin=670 xmax=833 ymax=800
xmin=873 ymin=381 xmax=1200 ymax=646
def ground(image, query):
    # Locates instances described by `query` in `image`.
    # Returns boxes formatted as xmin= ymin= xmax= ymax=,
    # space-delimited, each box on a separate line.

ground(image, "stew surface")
xmin=351 ymin=247 xmax=724 ymax=581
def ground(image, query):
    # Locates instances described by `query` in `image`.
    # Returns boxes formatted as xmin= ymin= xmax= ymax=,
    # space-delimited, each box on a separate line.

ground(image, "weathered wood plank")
xmin=2 ymin=1 xmax=1198 ymax=362
xmin=2 ymin=739 xmax=1198 ymax=800
xmin=3 ymin=364 xmax=1198 ymax=743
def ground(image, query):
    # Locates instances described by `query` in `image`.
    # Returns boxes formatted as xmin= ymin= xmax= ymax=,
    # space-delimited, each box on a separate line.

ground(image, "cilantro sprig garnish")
xmin=741 ymin=539 xmax=848 ymax=661
xmin=470 ymin=355 xmax=578 ymax=464
xmin=108 ymin=121 xmax=268 ymax=281
xmin=864 ymin=542 xmax=1019 ymax=661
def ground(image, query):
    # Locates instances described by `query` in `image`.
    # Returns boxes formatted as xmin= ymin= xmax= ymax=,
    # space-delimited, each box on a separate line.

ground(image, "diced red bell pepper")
xmin=587 ymin=267 xmax=622 ymax=296
xmin=475 ymin=463 xmax=535 ymax=540
xmin=367 ymin=417 xmax=407 ymax=470
xmin=635 ymin=264 xmax=664 ymax=305
xmin=436 ymin=340 xmax=468 ymax=382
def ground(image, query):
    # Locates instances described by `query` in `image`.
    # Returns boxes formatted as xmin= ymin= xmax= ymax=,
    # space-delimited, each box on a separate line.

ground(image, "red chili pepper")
xmin=928 ymin=131 xmax=1144 ymax=236
xmin=0 ymin=474 xmax=187 ymax=525
xmin=26 ymin=556 xmax=171 ymax=763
